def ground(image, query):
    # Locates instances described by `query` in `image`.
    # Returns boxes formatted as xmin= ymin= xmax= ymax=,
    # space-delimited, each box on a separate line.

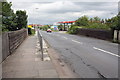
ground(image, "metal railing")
xmin=37 ymin=29 xmax=43 ymax=61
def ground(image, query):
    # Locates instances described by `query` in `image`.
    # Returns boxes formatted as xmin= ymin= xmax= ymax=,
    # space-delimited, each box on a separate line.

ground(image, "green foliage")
xmin=16 ymin=10 xmax=28 ymax=30
xmin=118 ymin=12 xmax=120 ymax=30
xmin=74 ymin=15 xmax=118 ymax=30
xmin=39 ymin=25 xmax=49 ymax=31
xmin=2 ymin=1 xmax=28 ymax=32
xmin=58 ymin=24 xmax=63 ymax=30
xmin=93 ymin=16 xmax=101 ymax=22
xmin=68 ymin=15 xmax=119 ymax=34
xmin=110 ymin=16 xmax=118 ymax=29
xmin=31 ymin=29 xmax=35 ymax=35
xmin=105 ymin=16 xmax=118 ymax=29
xmin=2 ymin=2 xmax=17 ymax=31
xmin=68 ymin=26 xmax=80 ymax=34
xmin=87 ymin=23 xmax=110 ymax=30
xmin=75 ymin=15 xmax=89 ymax=26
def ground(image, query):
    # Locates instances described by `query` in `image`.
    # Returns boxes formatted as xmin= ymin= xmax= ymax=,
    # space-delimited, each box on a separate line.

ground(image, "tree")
xmin=75 ymin=15 xmax=89 ymax=26
xmin=16 ymin=10 xmax=28 ymax=30
xmin=2 ymin=2 xmax=17 ymax=31
xmin=90 ymin=18 xmax=93 ymax=23
xmin=111 ymin=16 xmax=118 ymax=29
xmin=101 ymin=19 xmax=104 ymax=23
xmin=58 ymin=24 xmax=63 ymax=31
xmin=2 ymin=1 xmax=28 ymax=31
xmin=117 ymin=12 xmax=120 ymax=30
xmin=105 ymin=16 xmax=118 ymax=29
xmin=93 ymin=16 xmax=101 ymax=22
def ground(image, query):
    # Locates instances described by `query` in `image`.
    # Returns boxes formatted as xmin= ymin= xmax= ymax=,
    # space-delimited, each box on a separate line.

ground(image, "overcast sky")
xmin=7 ymin=0 xmax=119 ymax=25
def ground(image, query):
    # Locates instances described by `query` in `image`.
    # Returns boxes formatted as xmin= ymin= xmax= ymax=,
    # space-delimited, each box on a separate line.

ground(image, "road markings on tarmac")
xmin=72 ymin=40 xmax=83 ymax=44
xmin=63 ymin=37 xmax=68 ymax=39
xmin=93 ymin=47 xmax=120 ymax=57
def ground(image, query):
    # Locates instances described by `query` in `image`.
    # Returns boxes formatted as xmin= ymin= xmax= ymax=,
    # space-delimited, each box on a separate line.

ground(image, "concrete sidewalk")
xmin=2 ymin=33 xmax=59 ymax=78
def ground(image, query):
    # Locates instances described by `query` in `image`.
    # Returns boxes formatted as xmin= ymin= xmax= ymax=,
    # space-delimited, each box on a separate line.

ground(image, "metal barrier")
xmin=37 ymin=29 xmax=43 ymax=61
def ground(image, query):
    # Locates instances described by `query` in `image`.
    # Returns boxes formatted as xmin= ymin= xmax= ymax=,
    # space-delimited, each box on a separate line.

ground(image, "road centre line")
xmin=72 ymin=40 xmax=83 ymax=44
xmin=93 ymin=47 xmax=120 ymax=57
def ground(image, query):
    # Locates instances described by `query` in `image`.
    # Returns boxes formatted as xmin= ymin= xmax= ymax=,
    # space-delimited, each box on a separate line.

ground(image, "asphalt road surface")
xmin=40 ymin=31 xmax=119 ymax=78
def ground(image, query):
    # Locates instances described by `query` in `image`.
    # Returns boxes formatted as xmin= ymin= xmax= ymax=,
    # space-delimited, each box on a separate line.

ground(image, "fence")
xmin=37 ymin=29 xmax=43 ymax=61
xmin=2 ymin=29 xmax=28 ymax=61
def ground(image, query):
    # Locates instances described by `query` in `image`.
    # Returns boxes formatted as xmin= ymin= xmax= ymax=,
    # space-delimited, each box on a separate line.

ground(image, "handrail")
xmin=37 ymin=29 xmax=43 ymax=61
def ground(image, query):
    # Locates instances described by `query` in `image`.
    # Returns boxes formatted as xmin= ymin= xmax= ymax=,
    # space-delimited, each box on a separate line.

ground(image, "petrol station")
xmin=57 ymin=21 xmax=76 ymax=31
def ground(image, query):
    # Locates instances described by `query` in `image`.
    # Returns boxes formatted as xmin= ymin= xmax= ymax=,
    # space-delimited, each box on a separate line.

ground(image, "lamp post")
xmin=35 ymin=8 xmax=44 ymax=60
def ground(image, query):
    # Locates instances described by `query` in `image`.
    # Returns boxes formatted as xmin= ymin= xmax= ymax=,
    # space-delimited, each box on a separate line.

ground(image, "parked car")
xmin=47 ymin=29 xmax=52 ymax=33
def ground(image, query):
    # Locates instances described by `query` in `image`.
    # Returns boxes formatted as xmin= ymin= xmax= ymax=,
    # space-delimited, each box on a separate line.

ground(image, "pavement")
xmin=2 ymin=30 xmax=119 ymax=78
xmin=40 ymin=31 xmax=118 ymax=78
xmin=2 ymin=32 xmax=59 ymax=78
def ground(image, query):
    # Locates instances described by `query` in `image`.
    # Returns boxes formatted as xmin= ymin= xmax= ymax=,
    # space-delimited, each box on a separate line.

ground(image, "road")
xmin=40 ymin=31 xmax=119 ymax=78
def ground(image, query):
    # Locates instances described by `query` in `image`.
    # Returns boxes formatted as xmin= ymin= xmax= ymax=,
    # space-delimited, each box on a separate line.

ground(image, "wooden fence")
xmin=2 ymin=29 xmax=28 ymax=61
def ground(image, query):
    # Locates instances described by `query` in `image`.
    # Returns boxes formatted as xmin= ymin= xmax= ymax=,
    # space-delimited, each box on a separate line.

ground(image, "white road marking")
xmin=63 ymin=37 xmax=68 ymax=39
xmin=93 ymin=47 xmax=120 ymax=57
xmin=72 ymin=40 xmax=83 ymax=44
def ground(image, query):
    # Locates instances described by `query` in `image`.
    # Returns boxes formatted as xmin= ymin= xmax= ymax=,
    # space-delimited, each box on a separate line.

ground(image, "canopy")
xmin=58 ymin=21 xmax=76 ymax=23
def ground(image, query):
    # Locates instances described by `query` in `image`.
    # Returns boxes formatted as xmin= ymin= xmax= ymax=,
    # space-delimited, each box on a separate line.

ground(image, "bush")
xmin=68 ymin=26 xmax=81 ymax=34
xmin=77 ymin=23 xmax=110 ymax=30
xmin=39 ymin=25 xmax=49 ymax=31
xmin=67 ymin=23 xmax=110 ymax=34
xmin=87 ymin=23 xmax=110 ymax=30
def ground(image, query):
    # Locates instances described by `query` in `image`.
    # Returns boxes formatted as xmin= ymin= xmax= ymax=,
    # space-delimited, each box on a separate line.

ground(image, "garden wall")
xmin=2 ymin=29 xmax=28 ymax=61
xmin=76 ymin=28 xmax=113 ymax=40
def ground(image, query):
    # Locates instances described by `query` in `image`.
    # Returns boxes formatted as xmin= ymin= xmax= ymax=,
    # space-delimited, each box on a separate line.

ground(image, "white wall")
xmin=113 ymin=30 xmax=118 ymax=41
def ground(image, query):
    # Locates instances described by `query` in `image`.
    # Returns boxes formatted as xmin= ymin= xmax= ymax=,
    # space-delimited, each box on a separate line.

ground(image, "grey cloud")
xmin=74 ymin=2 xmax=118 ymax=11
xmin=8 ymin=0 xmax=118 ymax=24
xmin=39 ymin=2 xmax=118 ymax=15
xmin=8 ymin=0 xmax=119 ymax=2
xmin=118 ymin=1 xmax=120 ymax=12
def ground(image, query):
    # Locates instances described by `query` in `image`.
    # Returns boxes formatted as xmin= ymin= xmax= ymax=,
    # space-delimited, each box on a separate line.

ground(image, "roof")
xmin=58 ymin=21 xmax=76 ymax=23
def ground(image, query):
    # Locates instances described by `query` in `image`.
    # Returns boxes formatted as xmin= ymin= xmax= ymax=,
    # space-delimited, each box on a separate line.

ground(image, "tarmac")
xmin=2 ymin=32 xmax=59 ymax=78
